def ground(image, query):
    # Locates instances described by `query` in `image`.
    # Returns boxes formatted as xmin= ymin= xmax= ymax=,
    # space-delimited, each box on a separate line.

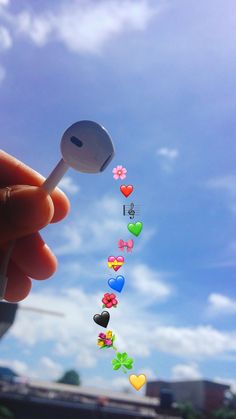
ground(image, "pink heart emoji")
xmin=108 ymin=256 xmax=124 ymax=271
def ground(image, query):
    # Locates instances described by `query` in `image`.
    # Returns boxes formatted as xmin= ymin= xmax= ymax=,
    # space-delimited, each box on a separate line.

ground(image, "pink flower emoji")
xmin=102 ymin=293 xmax=118 ymax=308
xmin=105 ymin=339 xmax=112 ymax=346
xmin=112 ymin=165 xmax=127 ymax=180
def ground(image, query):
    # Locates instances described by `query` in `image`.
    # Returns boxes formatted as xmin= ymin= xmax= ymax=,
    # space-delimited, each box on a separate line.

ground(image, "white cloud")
xmin=207 ymin=293 xmax=236 ymax=316
xmin=10 ymin=284 xmax=162 ymax=362
xmin=58 ymin=176 xmax=80 ymax=195
xmin=157 ymin=147 xmax=179 ymax=160
xmin=0 ymin=356 xmax=63 ymax=381
xmin=53 ymin=195 xmax=155 ymax=256
xmin=214 ymin=377 xmax=236 ymax=392
xmin=0 ymin=25 xmax=12 ymax=50
xmin=129 ymin=264 xmax=172 ymax=301
xmin=16 ymin=11 xmax=53 ymax=46
xmin=152 ymin=325 xmax=236 ymax=358
xmin=0 ymin=0 xmax=9 ymax=6
xmin=207 ymin=240 xmax=236 ymax=268
xmin=39 ymin=356 xmax=63 ymax=380
xmin=0 ymin=64 xmax=5 ymax=83
xmin=7 ymin=270 xmax=171 ymax=375
xmin=206 ymin=175 xmax=236 ymax=213
xmin=0 ymin=358 xmax=28 ymax=376
xmin=138 ymin=367 xmax=157 ymax=381
xmin=10 ymin=288 xmax=102 ymax=376
xmin=58 ymin=260 xmax=105 ymax=289
xmin=222 ymin=241 xmax=236 ymax=267
xmin=172 ymin=362 xmax=201 ymax=380
xmin=82 ymin=374 xmax=137 ymax=393
xmin=86 ymin=375 xmax=128 ymax=391
xmin=156 ymin=147 xmax=179 ymax=172
xmin=1 ymin=0 xmax=158 ymax=54
xmin=53 ymin=195 xmax=123 ymax=255
xmin=8 ymin=284 xmax=236 ymax=376
xmin=82 ymin=369 xmax=156 ymax=393
xmin=54 ymin=224 xmax=83 ymax=255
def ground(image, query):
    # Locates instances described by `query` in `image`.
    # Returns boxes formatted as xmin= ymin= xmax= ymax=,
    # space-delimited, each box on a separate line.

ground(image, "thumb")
xmin=0 ymin=185 xmax=54 ymax=244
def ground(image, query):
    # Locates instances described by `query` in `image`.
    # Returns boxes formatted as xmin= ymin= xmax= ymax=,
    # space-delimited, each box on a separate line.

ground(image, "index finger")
xmin=0 ymin=150 xmax=70 ymax=223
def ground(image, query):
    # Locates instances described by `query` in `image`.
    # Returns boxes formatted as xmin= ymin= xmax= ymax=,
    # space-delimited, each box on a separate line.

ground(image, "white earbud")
xmin=0 ymin=120 xmax=115 ymax=300
xmin=43 ymin=120 xmax=115 ymax=193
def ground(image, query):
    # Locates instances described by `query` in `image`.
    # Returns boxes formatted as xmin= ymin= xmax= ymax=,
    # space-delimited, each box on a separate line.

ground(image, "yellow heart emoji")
xmin=129 ymin=374 xmax=146 ymax=391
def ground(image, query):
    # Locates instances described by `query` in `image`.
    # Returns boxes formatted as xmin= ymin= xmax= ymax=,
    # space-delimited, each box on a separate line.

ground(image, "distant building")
xmin=146 ymin=380 xmax=230 ymax=416
xmin=0 ymin=376 xmax=186 ymax=419
xmin=0 ymin=377 xmax=162 ymax=419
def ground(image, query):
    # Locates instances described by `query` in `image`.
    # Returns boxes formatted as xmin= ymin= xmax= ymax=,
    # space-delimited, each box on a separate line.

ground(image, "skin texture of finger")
xmin=0 ymin=150 xmax=70 ymax=223
xmin=4 ymin=260 xmax=32 ymax=302
xmin=10 ymin=232 xmax=57 ymax=280
xmin=0 ymin=186 xmax=55 ymax=245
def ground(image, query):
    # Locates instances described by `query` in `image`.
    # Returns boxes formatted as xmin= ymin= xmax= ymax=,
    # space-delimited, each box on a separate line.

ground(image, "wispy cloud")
xmin=171 ymin=362 xmax=201 ymax=380
xmin=0 ymin=64 xmax=5 ymax=83
xmin=10 ymin=284 xmax=168 ymax=368
xmin=206 ymin=175 xmax=236 ymax=214
xmin=152 ymin=325 xmax=236 ymax=358
xmin=157 ymin=147 xmax=179 ymax=160
xmin=214 ymin=376 xmax=236 ymax=392
xmin=8 ymin=284 xmax=236 ymax=383
xmin=0 ymin=25 xmax=12 ymax=50
xmin=206 ymin=240 xmax=236 ymax=269
xmin=0 ymin=356 xmax=63 ymax=381
xmin=0 ymin=358 xmax=28 ymax=376
xmin=58 ymin=176 xmax=80 ymax=195
xmin=0 ymin=0 xmax=9 ymax=7
xmin=128 ymin=264 xmax=172 ymax=301
xmin=82 ymin=367 xmax=157 ymax=394
xmin=156 ymin=147 xmax=179 ymax=172
xmin=0 ymin=0 xmax=158 ymax=54
xmin=207 ymin=293 xmax=236 ymax=316
xmin=52 ymin=195 xmax=155 ymax=256
xmin=53 ymin=195 xmax=124 ymax=256
xmin=38 ymin=356 xmax=63 ymax=380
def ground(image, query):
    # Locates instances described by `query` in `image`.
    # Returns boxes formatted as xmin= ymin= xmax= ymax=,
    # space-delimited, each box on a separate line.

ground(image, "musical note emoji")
xmin=122 ymin=203 xmax=141 ymax=218
xmin=128 ymin=203 xmax=135 ymax=219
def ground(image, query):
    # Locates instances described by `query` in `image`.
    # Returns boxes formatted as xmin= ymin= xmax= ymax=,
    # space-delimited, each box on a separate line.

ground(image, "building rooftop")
xmin=27 ymin=377 xmax=159 ymax=406
xmin=147 ymin=379 xmax=230 ymax=389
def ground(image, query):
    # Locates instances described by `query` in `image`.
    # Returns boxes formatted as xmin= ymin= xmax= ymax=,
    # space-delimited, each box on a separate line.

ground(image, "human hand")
xmin=0 ymin=150 xmax=70 ymax=302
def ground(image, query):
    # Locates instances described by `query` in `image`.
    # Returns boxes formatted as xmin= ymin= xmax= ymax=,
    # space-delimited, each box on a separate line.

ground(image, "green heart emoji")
xmin=127 ymin=221 xmax=143 ymax=237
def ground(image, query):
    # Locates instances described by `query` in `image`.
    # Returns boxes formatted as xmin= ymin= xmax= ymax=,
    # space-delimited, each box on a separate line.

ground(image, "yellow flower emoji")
xmin=97 ymin=339 xmax=105 ymax=347
xmin=106 ymin=330 xmax=113 ymax=339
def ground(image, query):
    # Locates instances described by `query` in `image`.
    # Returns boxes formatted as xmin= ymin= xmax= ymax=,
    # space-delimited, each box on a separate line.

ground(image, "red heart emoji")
xmin=120 ymin=185 xmax=133 ymax=198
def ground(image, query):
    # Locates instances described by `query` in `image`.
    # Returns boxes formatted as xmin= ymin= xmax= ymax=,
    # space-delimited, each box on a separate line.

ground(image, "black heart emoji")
xmin=93 ymin=311 xmax=110 ymax=328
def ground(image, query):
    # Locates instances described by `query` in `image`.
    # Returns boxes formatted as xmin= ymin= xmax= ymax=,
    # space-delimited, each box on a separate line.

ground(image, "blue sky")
xmin=1 ymin=0 xmax=236 ymax=393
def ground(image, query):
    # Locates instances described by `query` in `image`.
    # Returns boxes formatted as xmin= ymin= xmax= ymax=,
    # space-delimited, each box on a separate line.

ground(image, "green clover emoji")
xmin=112 ymin=352 xmax=133 ymax=374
